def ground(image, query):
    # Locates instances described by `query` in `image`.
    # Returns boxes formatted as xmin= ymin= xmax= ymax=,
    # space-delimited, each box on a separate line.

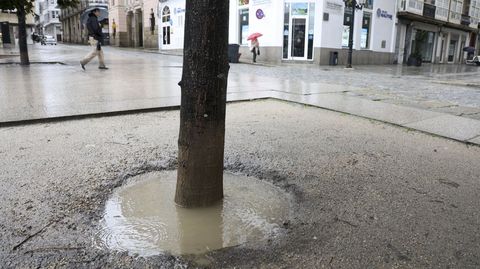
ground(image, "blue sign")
xmin=376 ymin=8 xmax=393 ymax=20
xmin=174 ymin=8 xmax=185 ymax=14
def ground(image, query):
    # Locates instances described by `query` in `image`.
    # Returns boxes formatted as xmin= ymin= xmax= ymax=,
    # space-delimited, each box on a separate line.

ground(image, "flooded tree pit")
xmin=95 ymin=170 xmax=291 ymax=256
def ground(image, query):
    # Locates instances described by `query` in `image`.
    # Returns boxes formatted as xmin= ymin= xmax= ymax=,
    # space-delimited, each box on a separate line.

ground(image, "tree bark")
xmin=17 ymin=6 xmax=30 ymax=66
xmin=175 ymin=0 xmax=229 ymax=208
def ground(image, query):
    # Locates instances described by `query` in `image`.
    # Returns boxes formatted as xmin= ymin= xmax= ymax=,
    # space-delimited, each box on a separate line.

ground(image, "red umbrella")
xmin=247 ymin=32 xmax=263 ymax=41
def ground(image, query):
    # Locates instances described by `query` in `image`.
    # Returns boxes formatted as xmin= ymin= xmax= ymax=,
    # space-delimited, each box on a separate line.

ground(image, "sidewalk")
xmin=1 ymin=44 xmax=479 ymax=145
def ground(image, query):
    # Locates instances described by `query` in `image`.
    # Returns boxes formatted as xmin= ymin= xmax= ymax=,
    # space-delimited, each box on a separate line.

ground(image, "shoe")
xmin=98 ymin=66 xmax=109 ymax=70
xmin=80 ymin=62 xmax=85 ymax=70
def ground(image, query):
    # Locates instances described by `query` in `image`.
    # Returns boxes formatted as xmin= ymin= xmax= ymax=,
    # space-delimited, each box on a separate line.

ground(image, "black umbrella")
xmin=81 ymin=7 xmax=108 ymax=25
xmin=463 ymin=46 xmax=475 ymax=53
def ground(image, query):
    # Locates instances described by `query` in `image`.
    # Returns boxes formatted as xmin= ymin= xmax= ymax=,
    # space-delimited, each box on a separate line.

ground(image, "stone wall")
xmin=237 ymin=46 xmax=395 ymax=65
xmin=318 ymin=48 xmax=395 ymax=66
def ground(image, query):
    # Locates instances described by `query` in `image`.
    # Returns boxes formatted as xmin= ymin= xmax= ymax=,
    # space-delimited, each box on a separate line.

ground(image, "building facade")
xmin=229 ymin=0 xmax=397 ymax=64
xmin=0 ymin=10 xmax=35 ymax=47
xmin=108 ymin=0 xmax=162 ymax=49
xmin=36 ymin=0 xmax=62 ymax=41
xmin=108 ymin=0 xmax=396 ymax=65
xmin=59 ymin=0 xmax=109 ymax=44
xmin=396 ymin=0 xmax=480 ymax=64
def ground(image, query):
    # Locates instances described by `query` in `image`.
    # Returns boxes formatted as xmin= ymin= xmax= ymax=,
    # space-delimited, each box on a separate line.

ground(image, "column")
xmin=455 ymin=35 xmax=462 ymax=63
xmin=445 ymin=32 xmax=451 ymax=63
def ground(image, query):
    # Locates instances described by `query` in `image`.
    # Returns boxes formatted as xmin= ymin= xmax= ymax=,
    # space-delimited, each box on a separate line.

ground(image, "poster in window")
xmin=239 ymin=0 xmax=249 ymax=5
xmin=361 ymin=28 xmax=368 ymax=48
xmin=291 ymin=3 xmax=308 ymax=15
xmin=342 ymin=25 xmax=350 ymax=47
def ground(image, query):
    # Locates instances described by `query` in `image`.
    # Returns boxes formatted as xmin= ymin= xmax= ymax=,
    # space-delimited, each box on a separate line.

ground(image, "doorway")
xmin=137 ymin=10 xmax=143 ymax=47
xmin=160 ymin=5 xmax=171 ymax=49
xmin=283 ymin=2 xmax=314 ymax=61
xmin=448 ymin=39 xmax=457 ymax=62
xmin=127 ymin=11 xmax=134 ymax=47
xmin=291 ymin=18 xmax=306 ymax=58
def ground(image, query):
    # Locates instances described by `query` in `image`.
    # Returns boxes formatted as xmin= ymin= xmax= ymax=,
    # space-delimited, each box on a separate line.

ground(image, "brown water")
xmin=95 ymin=170 xmax=291 ymax=256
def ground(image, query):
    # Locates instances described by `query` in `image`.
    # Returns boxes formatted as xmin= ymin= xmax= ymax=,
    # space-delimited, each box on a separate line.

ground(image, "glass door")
xmin=291 ymin=18 xmax=307 ymax=59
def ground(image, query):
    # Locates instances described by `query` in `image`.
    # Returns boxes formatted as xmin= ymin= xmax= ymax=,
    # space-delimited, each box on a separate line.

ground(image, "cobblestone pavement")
xmin=232 ymin=61 xmax=480 ymax=120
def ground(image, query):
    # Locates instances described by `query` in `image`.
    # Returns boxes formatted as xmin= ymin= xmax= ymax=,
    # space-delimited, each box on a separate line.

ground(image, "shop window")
xmin=283 ymin=3 xmax=290 ymax=59
xmin=239 ymin=9 xmax=249 ymax=45
xmin=307 ymin=3 xmax=315 ymax=60
xmin=162 ymin=6 xmax=170 ymax=23
xmin=361 ymin=12 xmax=371 ymax=49
xmin=342 ymin=7 xmax=353 ymax=47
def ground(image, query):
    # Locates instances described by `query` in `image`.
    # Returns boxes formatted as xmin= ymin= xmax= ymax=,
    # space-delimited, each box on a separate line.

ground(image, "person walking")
xmin=111 ymin=19 xmax=117 ymax=40
xmin=250 ymin=38 xmax=260 ymax=63
xmin=80 ymin=8 xmax=108 ymax=70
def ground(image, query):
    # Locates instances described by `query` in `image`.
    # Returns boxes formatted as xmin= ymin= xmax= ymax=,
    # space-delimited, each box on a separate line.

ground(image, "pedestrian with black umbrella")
xmin=80 ymin=8 xmax=108 ymax=70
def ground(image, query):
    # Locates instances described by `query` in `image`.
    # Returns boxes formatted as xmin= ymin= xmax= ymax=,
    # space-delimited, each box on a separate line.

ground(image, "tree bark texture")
xmin=17 ymin=6 xmax=30 ymax=65
xmin=175 ymin=0 xmax=230 ymax=208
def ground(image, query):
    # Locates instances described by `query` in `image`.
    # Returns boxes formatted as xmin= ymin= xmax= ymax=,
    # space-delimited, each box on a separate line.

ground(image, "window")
xmin=283 ymin=3 xmax=290 ymax=59
xmin=361 ymin=12 xmax=371 ymax=49
xmin=239 ymin=9 xmax=249 ymax=45
xmin=162 ymin=6 xmax=170 ymax=23
xmin=364 ymin=0 xmax=374 ymax=9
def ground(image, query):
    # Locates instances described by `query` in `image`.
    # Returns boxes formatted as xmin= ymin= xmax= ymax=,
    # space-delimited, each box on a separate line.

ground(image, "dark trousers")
xmin=252 ymin=47 xmax=257 ymax=63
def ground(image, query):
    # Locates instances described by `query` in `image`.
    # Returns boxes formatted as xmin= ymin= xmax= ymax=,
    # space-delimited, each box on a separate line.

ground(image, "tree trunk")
xmin=17 ymin=6 xmax=30 ymax=65
xmin=175 ymin=0 xmax=230 ymax=208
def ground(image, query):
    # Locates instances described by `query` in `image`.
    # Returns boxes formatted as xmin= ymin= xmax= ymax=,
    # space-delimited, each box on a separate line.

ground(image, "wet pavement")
xmin=1 ymin=44 xmax=480 ymax=145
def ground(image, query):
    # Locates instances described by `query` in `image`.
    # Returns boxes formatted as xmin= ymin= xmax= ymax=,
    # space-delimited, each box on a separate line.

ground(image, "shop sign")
xmin=461 ymin=14 xmax=471 ymax=26
xmin=376 ymin=8 xmax=393 ymax=20
xmin=326 ymin=1 xmax=343 ymax=14
xmin=174 ymin=8 xmax=185 ymax=14
xmin=252 ymin=0 xmax=271 ymax=5
xmin=256 ymin=9 xmax=265 ymax=19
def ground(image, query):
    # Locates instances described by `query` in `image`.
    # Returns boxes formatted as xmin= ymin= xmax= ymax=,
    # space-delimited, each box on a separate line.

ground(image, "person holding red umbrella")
xmin=248 ymin=32 xmax=262 ymax=63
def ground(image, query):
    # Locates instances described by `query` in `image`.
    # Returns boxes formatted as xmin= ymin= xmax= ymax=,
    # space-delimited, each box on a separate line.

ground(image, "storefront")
xmin=151 ymin=0 xmax=395 ymax=65
xmin=282 ymin=2 xmax=316 ymax=60
xmin=229 ymin=0 xmax=321 ymax=63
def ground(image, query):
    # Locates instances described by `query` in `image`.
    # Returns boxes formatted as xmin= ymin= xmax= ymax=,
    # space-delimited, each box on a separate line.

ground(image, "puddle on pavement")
xmin=95 ymin=170 xmax=291 ymax=256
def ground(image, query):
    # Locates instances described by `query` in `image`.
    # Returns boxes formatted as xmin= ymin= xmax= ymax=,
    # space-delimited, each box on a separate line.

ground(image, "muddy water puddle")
xmin=95 ymin=170 xmax=291 ymax=256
